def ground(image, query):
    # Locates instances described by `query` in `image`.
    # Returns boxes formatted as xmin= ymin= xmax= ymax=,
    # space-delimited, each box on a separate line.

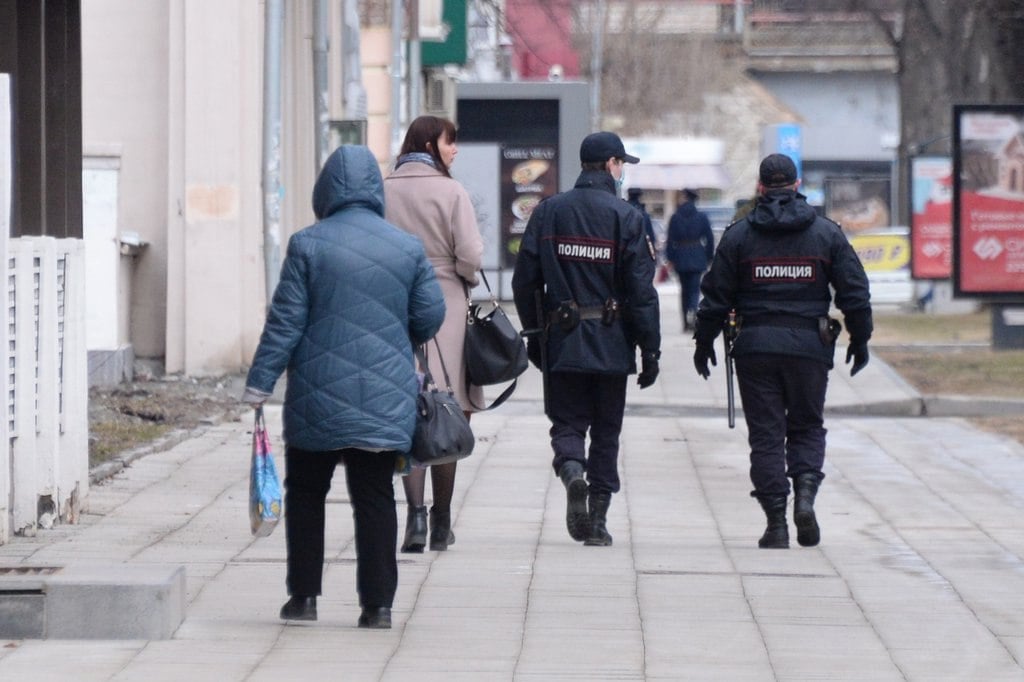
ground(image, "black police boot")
xmin=584 ymin=492 xmax=613 ymax=546
xmin=400 ymin=505 xmax=428 ymax=553
xmin=429 ymin=506 xmax=455 ymax=551
xmin=793 ymin=473 xmax=821 ymax=547
xmin=756 ymin=495 xmax=789 ymax=549
xmin=279 ymin=596 xmax=317 ymax=621
xmin=558 ymin=461 xmax=589 ymax=541
xmin=357 ymin=606 xmax=392 ymax=629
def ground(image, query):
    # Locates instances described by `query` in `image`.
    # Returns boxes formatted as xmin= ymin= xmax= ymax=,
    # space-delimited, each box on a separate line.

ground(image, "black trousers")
xmin=283 ymin=446 xmax=398 ymax=609
xmin=735 ymin=354 xmax=828 ymax=498
xmin=547 ymin=371 xmax=627 ymax=495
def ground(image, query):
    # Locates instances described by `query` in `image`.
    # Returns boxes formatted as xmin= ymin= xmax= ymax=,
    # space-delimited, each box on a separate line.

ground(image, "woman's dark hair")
xmin=399 ymin=115 xmax=458 ymax=177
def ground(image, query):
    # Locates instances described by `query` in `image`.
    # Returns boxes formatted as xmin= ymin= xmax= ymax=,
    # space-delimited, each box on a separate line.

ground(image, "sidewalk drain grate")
xmin=0 ymin=566 xmax=61 ymax=576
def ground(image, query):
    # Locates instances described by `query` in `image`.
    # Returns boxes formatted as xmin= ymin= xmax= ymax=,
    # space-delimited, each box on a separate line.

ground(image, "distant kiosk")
xmin=452 ymin=81 xmax=590 ymax=300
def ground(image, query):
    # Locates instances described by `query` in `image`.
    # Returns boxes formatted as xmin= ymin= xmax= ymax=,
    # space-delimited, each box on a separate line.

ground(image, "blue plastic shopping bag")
xmin=249 ymin=406 xmax=282 ymax=537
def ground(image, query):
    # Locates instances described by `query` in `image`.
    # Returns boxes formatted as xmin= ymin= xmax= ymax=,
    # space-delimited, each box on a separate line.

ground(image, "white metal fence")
xmin=1 ymin=237 xmax=89 ymax=543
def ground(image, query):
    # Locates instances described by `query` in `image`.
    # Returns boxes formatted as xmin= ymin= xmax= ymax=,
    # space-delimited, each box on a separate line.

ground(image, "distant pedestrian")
xmin=692 ymin=153 xmax=872 ymax=549
xmin=243 ymin=145 xmax=446 ymax=629
xmin=626 ymin=187 xmax=658 ymax=253
xmin=513 ymin=131 xmax=661 ymax=547
xmin=384 ymin=115 xmax=484 ymax=554
xmin=665 ymin=188 xmax=714 ymax=331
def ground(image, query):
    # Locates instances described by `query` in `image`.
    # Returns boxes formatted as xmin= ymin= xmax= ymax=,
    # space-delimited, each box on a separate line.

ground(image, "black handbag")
xmin=411 ymin=340 xmax=475 ymax=467
xmin=464 ymin=271 xmax=528 ymax=410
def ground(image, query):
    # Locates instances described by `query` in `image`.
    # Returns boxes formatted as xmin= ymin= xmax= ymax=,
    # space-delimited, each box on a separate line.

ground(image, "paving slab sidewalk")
xmin=0 ymin=290 xmax=1022 ymax=681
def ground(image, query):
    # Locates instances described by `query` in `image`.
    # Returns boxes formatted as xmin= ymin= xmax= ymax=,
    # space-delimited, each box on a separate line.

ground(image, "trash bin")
xmin=991 ymin=304 xmax=1024 ymax=349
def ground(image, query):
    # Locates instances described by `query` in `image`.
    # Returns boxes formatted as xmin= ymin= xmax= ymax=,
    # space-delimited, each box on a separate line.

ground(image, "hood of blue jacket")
xmin=312 ymin=145 xmax=385 ymax=220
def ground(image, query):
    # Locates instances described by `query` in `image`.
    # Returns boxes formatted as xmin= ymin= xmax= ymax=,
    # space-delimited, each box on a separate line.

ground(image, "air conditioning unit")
xmin=423 ymin=70 xmax=455 ymax=118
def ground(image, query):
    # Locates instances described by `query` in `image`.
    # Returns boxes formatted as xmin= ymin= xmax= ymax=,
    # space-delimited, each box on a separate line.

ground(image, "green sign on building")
xmin=421 ymin=0 xmax=467 ymax=66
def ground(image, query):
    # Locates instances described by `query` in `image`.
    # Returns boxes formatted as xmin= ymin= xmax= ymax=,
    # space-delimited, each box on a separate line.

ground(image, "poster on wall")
xmin=500 ymin=145 xmax=558 ymax=268
xmin=910 ymin=156 xmax=953 ymax=279
xmin=952 ymin=105 xmax=1024 ymax=297
xmin=824 ymin=176 xmax=892 ymax=234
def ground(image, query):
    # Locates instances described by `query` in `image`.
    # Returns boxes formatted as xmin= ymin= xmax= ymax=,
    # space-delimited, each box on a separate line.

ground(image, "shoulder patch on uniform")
xmin=645 ymin=234 xmax=656 ymax=261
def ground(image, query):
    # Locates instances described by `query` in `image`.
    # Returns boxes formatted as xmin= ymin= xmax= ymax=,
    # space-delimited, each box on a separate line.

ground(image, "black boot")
xmin=793 ymin=473 xmax=821 ymax=547
xmin=756 ymin=495 xmax=789 ymax=549
xmin=357 ymin=606 xmax=392 ymax=629
xmin=558 ymin=461 xmax=589 ymax=541
xmin=583 ymin=492 xmax=613 ymax=546
xmin=280 ymin=596 xmax=317 ymax=621
xmin=400 ymin=505 xmax=428 ymax=553
xmin=429 ymin=506 xmax=455 ymax=551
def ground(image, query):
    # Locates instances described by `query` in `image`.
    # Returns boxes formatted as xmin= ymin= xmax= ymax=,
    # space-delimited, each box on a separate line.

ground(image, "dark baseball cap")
xmin=759 ymin=153 xmax=798 ymax=188
xmin=580 ymin=132 xmax=640 ymax=164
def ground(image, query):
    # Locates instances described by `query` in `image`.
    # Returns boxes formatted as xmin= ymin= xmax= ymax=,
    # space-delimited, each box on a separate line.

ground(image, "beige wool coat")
xmin=384 ymin=161 xmax=484 ymax=411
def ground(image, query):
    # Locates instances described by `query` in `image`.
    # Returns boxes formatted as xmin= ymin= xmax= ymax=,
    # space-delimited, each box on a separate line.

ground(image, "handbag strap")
xmin=467 ymin=378 xmax=517 ymax=411
xmin=416 ymin=338 xmax=456 ymax=392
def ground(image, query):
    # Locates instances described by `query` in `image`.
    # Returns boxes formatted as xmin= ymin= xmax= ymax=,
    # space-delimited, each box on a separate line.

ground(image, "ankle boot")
xmin=357 ymin=606 xmax=392 ymax=629
xmin=793 ymin=473 xmax=821 ymax=547
xmin=757 ymin=495 xmax=789 ymax=549
xmin=558 ymin=461 xmax=589 ymax=541
xmin=583 ymin=492 xmax=613 ymax=546
xmin=400 ymin=505 xmax=428 ymax=553
xmin=429 ymin=506 xmax=455 ymax=551
xmin=279 ymin=596 xmax=317 ymax=621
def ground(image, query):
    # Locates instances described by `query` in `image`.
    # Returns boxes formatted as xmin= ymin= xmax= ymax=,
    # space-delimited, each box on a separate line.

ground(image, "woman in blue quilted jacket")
xmin=243 ymin=145 xmax=445 ymax=630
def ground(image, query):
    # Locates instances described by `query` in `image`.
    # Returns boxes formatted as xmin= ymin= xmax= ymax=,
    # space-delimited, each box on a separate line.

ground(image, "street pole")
xmin=390 ymin=0 xmax=404 ymax=158
xmin=313 ymin=0 xmax=330 ymax=170
xmin=590 ymin=0 xmax=606 ymax=131
xmin=261 ymin=0 xmax=284 ymax=308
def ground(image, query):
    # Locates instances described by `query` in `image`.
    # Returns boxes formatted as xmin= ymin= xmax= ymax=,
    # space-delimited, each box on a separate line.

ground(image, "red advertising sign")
xmin=910 ymin=156 xmax=953 ymax=279
xmin=953 ymin=105 xmax=1024 ymax=297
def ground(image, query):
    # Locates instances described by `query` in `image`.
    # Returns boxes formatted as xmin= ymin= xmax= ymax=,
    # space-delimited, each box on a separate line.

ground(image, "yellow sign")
xmin=850 ymin=232 xmax=910 ymax=272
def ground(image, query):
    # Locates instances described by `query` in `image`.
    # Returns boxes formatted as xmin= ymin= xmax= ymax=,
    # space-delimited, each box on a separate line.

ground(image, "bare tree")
xmin=837 ymin=0 xmax=1024 ymax=221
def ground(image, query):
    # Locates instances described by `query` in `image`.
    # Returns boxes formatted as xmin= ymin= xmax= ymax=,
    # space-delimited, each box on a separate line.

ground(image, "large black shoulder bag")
xmin=411 ymin=340 xmax=475 ymax=467
xmin=464 ymin=271 xmax=529 ymax=410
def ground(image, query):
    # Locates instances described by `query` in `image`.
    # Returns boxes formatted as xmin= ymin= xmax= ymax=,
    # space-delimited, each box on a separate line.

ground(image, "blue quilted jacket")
xmin=245 ymin=145 xmax=445 ymax=452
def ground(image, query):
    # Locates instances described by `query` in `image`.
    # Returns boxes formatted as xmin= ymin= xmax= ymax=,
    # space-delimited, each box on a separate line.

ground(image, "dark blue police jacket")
xmin=512 ymin=170 xmax=661 ymax=375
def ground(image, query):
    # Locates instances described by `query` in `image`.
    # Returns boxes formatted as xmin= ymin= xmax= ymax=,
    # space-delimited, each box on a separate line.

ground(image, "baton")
xmin=532 ymin=289 xmax=550 ymax=417
xmin=724 ymin=310 xmax=737 ymax=429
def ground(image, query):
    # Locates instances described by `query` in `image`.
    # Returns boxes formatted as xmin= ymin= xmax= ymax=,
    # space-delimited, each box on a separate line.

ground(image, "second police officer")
xmin=692 ymin=153 xmax=872 ymax=549
xmin=513 ymin=131 xmax=662 ymax=547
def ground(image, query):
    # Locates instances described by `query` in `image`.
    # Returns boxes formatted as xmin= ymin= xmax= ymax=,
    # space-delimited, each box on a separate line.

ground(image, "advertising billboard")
xmin=499 ymin=145 xmax=558 ymax=268
xmin=952 ymin=105 xmax=1024 ymax=298
xmin=910 ymin=156 xmax=953 ymax=279
xmin=824 ymin=176 xmax=892 ymax=234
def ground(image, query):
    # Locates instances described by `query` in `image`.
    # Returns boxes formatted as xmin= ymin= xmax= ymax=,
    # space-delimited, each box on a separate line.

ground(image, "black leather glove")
xmin=846 ymin=342 xmax=869 ymax=376
xmin=693 ymin=343 xmax=717 ymax=380
xmin=637 ymin=350 xmax=660 ymax=389
xmin=527 ymin=337 xmax=542 ymax=369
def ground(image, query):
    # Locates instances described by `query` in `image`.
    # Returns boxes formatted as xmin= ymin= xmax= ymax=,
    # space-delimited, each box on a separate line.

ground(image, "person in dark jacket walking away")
xmin=692 ymin=153 xmax=872 ymax=549
xmin=665 ymin=188 xmax=714 ymax=331
xmin=513 ymin=131 xmax=661 ymax=547
xmin=626 ymin=187 xmax=657 ymax=251
xmin=243 ymin=145 xmax=446 ymax=629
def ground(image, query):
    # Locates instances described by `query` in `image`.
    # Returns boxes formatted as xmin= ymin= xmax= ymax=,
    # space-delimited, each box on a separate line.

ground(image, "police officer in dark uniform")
xmin=513 ymin=131 xmax=661 ymax=547
xmin=692 ymin=153 xmax=872 ymax=549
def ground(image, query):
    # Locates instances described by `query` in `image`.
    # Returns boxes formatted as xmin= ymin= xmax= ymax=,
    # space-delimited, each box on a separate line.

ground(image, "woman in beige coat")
xmin=384 ymin=115 xmax=484 ymax=552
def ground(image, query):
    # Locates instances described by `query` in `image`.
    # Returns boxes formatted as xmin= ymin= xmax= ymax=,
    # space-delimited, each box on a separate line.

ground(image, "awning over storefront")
xmin=621 ymin=136 xmax=731 ymax=190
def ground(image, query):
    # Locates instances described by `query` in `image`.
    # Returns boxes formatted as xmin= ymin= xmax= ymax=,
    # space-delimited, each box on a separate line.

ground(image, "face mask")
xmin=615 ymin=169 xmax=626 ymax=194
